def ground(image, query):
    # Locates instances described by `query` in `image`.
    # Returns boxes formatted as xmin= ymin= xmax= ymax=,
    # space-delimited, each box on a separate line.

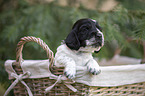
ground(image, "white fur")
xmin=54 ymin=19 xmax=104 ymax=79
xmin=91 ymin=19 xmax=96 ymax=23
xmin=96 ymin=28 xmax=104 ymax=47
xmin=54 ymin=44 xmax=100 ymax=79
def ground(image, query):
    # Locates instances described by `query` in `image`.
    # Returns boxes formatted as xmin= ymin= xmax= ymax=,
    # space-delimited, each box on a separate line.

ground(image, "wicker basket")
xmin=5 ymin=36 xmax=90 ymax=96
xmin=90 ymin=83 xmax=145 ymax=96
xmin=4 ymin=36 xmax=145 ymax=96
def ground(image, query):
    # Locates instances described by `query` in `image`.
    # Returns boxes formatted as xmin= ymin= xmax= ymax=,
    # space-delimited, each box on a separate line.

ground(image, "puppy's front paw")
xmin=87 ymin=64 xmax=101 ymax=75
xmin=64 ymin=67 xmax=76 ymax=79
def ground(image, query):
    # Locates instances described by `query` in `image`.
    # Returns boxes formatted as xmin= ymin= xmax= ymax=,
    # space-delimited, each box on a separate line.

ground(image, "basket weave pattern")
xmin=90 ymin=83 xmax=145 ymax=96
xmin=8 ymin=36 xmax=145 ymax=96
xmin=12 ymin=63 xmax=90 ymax=96
xmin=12 ymin=36 xmax=90 ymax=96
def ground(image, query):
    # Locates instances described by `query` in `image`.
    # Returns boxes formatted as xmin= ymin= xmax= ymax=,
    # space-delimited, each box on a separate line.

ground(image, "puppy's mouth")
xmin=86 ymin=40 xmax=103 ymax=47
xmin=78 ymin=40 xmax=103 ymax=52
xmin=92 ymin=41 xmax=102 ymax=47
xmin=85 ymin=39 xmax=104 ymax=52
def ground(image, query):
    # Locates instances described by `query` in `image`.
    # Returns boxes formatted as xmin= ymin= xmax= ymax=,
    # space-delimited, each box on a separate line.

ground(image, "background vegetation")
xmin=0 ymin=0 xmax=145 ymax=95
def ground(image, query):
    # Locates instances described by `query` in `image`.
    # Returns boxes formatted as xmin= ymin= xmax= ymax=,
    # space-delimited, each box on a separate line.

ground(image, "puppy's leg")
xmin=55 ymin=55 xmax=76 ymax=79
xmin=64 ymin=61 xmax=76 ymax=79
xmin=86 ymin=59 xmax=101 ymax=75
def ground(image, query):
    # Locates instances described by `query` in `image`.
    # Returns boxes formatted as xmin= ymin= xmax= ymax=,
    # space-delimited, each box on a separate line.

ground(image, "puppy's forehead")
xmin=72 ymin=19 xmax=95 ymax=28
xmin=72 ymin=18 xmax=103 ymax=32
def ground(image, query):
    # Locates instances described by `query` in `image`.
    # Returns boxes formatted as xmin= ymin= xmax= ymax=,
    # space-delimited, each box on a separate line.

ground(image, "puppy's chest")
xmin=73 ymin=52 xmax=92 ymax=66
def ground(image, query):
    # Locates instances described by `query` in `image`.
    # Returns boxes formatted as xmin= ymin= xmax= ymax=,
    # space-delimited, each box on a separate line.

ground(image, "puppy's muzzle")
xmin=96 ymin=32 xmax=103 ymax=45
xmin=91 ymin=32 xmax=104 ymax=47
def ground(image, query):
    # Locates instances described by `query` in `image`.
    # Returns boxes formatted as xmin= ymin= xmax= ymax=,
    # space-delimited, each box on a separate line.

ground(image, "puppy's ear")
xmin=65 ymin=30 xmax=80 ymax=50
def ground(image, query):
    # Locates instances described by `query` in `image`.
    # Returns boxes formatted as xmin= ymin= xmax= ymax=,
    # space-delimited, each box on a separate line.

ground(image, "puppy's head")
xmin=65 ymin=18 xmax=104 ymax=52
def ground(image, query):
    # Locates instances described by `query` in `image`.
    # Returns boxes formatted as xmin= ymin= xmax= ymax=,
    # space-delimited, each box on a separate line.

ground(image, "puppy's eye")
xmin=86 ymin=27 xmax=90 ymax=30
xmin=78 ymin=27 xmax=89 ymax=36
xmin=82 ymin=27 xmax=90 ymax=31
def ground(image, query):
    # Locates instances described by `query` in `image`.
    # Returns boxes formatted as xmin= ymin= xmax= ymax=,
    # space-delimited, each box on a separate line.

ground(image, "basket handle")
xmin=16 ymin=36 xmax=54 ymax=70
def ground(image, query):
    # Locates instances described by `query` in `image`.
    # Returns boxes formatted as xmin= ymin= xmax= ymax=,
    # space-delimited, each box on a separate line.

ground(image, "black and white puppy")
xmin=54 ymin=18 xmax=104 ymax=79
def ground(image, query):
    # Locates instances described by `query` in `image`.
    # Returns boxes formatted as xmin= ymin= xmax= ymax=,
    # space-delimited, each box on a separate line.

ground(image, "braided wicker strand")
xmin=16 ymin=36 xmax=54 ymax=69
xmin=89 ymin=82 xmax=145 ymax=96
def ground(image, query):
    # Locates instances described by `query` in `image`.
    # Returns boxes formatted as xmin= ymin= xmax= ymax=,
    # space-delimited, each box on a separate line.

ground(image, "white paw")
xmin=87 ymin=63 xmax=101 ymax=75
xmin=64 ymin=66 xmax=76 ymax=79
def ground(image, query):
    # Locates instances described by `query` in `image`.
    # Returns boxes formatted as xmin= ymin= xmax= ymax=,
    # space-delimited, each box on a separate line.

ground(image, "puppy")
xmin=54 ymin=18 xmax=104 ymax=79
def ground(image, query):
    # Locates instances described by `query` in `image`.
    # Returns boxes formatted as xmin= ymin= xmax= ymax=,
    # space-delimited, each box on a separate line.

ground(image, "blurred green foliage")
xmin=0 ymin=0 xmax=145 ymax=95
